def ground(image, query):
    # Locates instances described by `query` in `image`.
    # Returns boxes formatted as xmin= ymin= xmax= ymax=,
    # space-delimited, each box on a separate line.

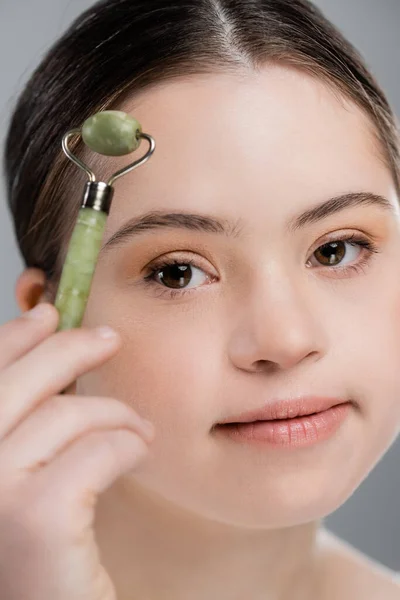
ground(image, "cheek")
xmin=366 ymin=281 xmax=400 ymax=410
xmin=343 ymin=274 xmax=400 ymax=447
xmin=80 ymin=305 xmax=224 ymax=435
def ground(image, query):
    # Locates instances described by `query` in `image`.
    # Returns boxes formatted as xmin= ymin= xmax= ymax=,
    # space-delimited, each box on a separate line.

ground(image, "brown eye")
xmin=306 ymin=233 xmax=379 ymax=276
xmin=313 ymin=241 xmax=346 ymax=266
xmin=156 ymin=263 xmax=193 ymax=289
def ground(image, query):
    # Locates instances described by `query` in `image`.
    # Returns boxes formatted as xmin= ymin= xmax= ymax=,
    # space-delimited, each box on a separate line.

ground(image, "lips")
xmin=218 ymin=396 xmax=349 ymax=425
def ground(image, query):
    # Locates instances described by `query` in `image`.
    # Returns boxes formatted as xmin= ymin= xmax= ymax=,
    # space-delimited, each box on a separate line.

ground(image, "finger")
xmin=0 ymin=394 xmax=154 ymax=476
xmin=0 ymin=326 xmax=121 ymax=440
xmin=24 ymin=428 xmax=149 ymax=536
xmin=0 ymin=304 xmax=58 ymax=370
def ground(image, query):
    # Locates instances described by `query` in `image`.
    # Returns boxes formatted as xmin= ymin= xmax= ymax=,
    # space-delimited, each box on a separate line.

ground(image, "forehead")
xmin=117 ymin=63 xmax=381 ymax=164
xmin=97 ymin=65 xmax=392 ymax=230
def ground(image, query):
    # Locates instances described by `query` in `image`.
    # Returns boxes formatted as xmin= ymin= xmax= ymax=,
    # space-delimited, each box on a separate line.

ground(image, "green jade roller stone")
xmin=81 ymin=110 xmax=142 ymax=156
xmin=54 ymin=110 xmax=143 ymax=330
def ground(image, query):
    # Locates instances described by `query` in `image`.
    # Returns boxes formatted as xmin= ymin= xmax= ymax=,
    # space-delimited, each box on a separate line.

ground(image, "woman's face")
xmin=75 ymin=65 xmax=400 ymax=527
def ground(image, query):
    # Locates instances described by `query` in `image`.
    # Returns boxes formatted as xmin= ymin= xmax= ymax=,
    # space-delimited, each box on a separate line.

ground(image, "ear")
xmin=15 ymin=268 xmax=48 ymax=314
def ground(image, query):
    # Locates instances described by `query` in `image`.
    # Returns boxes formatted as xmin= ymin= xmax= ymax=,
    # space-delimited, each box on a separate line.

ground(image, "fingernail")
xmin=94 ymin=326 xmax=119 ymax=340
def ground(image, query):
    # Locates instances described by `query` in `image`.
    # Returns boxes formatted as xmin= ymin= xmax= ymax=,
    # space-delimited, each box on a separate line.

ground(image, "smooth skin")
xmin=11 ymin=64 xmax=400 ymax=599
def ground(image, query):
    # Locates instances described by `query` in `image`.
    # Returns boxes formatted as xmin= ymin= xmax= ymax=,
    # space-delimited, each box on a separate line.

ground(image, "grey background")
xmin=0 ymin=0 xmax=399 ymax=571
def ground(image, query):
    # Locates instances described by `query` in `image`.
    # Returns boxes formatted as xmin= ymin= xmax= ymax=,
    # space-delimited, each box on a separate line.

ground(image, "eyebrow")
xmin=99 ymin=191 xmax=394 ymax=256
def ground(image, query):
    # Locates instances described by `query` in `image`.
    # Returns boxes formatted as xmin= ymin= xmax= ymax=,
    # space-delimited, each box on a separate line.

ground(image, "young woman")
xmin=1 ymin=0 xmax=400 ymax=598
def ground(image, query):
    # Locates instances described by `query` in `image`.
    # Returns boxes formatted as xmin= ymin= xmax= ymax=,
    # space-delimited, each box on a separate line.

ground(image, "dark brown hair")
xmin=3 ymin=0 xmax=400 ymax=302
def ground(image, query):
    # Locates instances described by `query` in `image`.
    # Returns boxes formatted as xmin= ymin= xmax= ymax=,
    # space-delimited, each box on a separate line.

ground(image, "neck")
xmin=95 ymin=479 xmax=324 ymax=600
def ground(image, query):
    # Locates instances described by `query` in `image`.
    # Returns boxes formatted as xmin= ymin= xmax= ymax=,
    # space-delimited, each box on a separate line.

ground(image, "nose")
xmin=228 ymin=267 xmax=326 ymax=373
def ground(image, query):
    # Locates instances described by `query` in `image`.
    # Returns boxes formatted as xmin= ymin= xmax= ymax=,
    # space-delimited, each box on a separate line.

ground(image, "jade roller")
xmin=53 ymin=110 xmax=156 ymax=331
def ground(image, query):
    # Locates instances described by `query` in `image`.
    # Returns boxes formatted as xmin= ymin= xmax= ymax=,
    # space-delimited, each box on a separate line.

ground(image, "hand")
xmin=0 ymin=303 xmax=154 ymax=600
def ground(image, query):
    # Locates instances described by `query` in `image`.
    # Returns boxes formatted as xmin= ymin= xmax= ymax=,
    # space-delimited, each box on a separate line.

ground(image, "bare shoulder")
xmin=316 ymin=528 xmax=400 ymax=599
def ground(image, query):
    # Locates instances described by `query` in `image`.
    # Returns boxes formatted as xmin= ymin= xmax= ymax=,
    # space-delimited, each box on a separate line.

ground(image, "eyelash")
xmin=142 ymin=233 xmax=381 ymax=300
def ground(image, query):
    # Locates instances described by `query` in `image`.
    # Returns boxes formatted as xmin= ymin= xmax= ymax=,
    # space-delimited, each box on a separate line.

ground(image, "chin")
xmin=133 ymin=467 xmax=356 ymax=531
